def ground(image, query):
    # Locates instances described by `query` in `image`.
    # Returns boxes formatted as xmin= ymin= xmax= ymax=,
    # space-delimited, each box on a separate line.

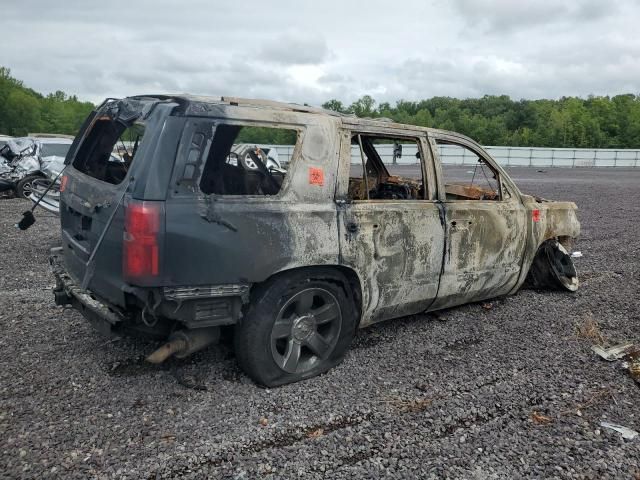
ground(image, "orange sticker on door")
xmin=309 ymin=167 xmax=324 ymax=186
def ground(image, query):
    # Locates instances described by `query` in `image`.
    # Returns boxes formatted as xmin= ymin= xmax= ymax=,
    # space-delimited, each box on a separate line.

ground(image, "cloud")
xmin=0 ymin=0 xmax=638 ymax=105
xmin=450 ymin=0 xmax=618 ymax=32
xmin=259 ymin=32 xmax=331 ymax=65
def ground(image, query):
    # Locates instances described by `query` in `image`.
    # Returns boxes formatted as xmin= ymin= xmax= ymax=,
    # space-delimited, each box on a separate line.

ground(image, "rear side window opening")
xmin=72 ymin=117 xmax=145 ymax=185
xmin=199 ymin=124 xmax=298 ymax=196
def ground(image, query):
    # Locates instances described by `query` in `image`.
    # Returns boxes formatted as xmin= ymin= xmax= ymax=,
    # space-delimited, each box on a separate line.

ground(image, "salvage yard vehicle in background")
xmin=50 ymin=95 xmax=580 ymax=387
xmin=28 ymin=150 xmax=126 ymax=214
xmin=0 ymin=136 xmax=72 ymax=198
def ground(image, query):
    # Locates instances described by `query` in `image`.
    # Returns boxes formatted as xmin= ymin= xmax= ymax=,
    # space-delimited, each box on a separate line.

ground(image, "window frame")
xmin=71 ymin=116 xmax=144 ymax=186
xmin=192 ymin=119 xmax=305 ymax=200
xmin=339 ymin=129 xmax=437 ymax=203
xmin=430 ymin=134 xmax=517 ymax=203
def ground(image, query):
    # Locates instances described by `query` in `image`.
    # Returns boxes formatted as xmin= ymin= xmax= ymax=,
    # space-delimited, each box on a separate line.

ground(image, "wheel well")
xmin=21 ymin=171 xmax=45 ymax=179
xmin=251 ymin=265 xmax=363 ymax=323
xmin=525 ymin=239 xmax=555 ymax=288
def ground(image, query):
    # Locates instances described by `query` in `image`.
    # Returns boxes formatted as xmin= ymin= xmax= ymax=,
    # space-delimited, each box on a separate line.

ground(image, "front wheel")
xmin=16 ymin=174 xmax=43 ymax=199
xmin=234 ymin=270 xmax=358 ymax=387
xmin=526 ymin=240 xmax=579 ymax=292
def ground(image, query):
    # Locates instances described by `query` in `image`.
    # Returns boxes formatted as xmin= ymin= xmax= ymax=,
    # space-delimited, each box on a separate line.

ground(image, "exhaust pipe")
xmin=146 ymin=326 xmax=220 ymax=364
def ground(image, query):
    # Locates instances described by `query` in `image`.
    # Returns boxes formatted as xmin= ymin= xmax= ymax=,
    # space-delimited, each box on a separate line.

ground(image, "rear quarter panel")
xmin=163 ymin=108 xmax=343 ymax=286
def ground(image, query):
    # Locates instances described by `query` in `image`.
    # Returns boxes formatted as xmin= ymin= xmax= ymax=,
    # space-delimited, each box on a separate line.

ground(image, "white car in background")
xmin=228 ymin=144 xmax=284 ymax=172
xmin=29 ymin=144 xmax=125 ymax=214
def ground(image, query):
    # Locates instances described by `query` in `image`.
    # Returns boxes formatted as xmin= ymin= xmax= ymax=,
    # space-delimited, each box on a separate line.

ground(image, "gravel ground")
xmin=1 ymin=167 xmax=639 ymax=479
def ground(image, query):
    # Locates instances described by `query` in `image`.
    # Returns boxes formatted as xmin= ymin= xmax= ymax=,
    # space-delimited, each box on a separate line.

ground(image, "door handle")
xmin=346 ymin=222 xmax=359 ymax=233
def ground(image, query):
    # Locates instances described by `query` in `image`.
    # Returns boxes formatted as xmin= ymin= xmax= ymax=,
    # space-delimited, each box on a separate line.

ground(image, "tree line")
xmin=1 ymin=66 xmax=639 ymax=148
xmin=322 ymin=94 xmax=640 ymax=148
xmin=0 ymin=67 xmax=94 ymax=137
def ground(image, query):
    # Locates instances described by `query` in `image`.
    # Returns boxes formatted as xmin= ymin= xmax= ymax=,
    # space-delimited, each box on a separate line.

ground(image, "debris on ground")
xmin=481 ymin=302 xmax=493 ymax=310
xmin=571 ymin=251 xmax=583 ymax=258
xmin=622 ymin=347 xmax=640 ymax=386
xmin=592 ymin=343 xmax=635 ymax=362
xmin=600 ymin=422 xmax=639 ymax=440
xmin=531 ymin=411 xmax=553 ymax=425
xmin=592 ymin=342 xmax=640 ymax=388
xmin=307 ymin=428 xmax=324 ymax=439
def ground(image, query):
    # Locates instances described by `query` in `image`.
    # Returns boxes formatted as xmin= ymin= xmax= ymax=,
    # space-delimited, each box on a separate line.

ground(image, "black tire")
xmin=526 ymin=240 xmax=579 ymax=292
xmin=239 ymin=147 xmax=268 ymax=171
xmin=235 ymin=269 xmax=358 ymax=387
xmin=16 ymin=174 xmax=43 ymax=199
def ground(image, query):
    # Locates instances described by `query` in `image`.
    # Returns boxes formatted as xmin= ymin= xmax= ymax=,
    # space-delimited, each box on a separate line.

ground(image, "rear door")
xmin=428 ymin=134 xmax=527 ymax=309
xmin=336 ymin=127 xmax=445 ymax=326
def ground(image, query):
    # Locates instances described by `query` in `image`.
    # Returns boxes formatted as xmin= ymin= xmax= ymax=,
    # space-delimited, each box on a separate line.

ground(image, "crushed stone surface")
xmin=1 ymin=167 xmax=639 ymax=479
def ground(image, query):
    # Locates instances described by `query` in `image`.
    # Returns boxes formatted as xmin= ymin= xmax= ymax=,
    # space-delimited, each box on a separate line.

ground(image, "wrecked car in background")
xmin=28 ymin=149 xmax=125 ymax=214
xmin=50 ymin=95 xmax=580 ymax=387
xmin=0 ymin=135 xmax=72 ymax=198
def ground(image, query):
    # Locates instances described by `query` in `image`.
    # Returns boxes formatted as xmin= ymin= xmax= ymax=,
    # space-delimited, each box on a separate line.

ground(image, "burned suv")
xmin=51 ymin=95 xmax=580 ymax=386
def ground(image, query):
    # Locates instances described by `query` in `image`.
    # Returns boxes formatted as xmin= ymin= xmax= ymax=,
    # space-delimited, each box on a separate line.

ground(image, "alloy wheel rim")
xmin=21 ymin=181 xmax=33 ymax=198
xmin=270 ymin=288 xmax=342 ymax=374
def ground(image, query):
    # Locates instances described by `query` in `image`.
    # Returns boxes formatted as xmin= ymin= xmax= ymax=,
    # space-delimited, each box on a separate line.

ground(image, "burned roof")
xmin=124 ymin=93 xmax=468 ymax=139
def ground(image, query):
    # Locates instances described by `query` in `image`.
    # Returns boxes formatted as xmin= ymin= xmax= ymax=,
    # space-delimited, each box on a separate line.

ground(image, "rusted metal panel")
xmin=335 ymin=125 xmax=444 ymax=326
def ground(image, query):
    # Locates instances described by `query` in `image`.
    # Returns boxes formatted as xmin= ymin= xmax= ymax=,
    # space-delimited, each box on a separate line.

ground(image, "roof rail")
xmin=220 ymin=96 xmax=345 ymax=116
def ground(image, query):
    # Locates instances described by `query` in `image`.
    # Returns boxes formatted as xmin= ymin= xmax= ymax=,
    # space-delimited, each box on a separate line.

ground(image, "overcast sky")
xmin=3 ymin=0 xmax=640 ymax=106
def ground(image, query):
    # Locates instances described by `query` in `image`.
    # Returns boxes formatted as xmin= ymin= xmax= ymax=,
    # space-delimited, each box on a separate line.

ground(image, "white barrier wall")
xmin=270 ymin=144 xmax=640 ymax=167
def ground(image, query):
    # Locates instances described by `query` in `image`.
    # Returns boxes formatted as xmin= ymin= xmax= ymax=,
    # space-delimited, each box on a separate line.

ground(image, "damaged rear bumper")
xmin=50 ymin=247 xmax=247 ymax=337
xmin=49 ymin=247 xmax=124 ymax=336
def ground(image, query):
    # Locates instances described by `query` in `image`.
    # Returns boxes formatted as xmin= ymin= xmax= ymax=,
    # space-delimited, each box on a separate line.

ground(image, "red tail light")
xmin=123 ymin=201 xmax=161 ymax=282
xmin=59 ymin=175 xmax=68 ymax=192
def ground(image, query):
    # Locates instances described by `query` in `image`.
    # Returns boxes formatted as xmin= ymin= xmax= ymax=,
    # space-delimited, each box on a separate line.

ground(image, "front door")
xmin=335 ymin=128 xmax=445 ymax=326
xmin=428 ymin=135 xmax=527 ymax=309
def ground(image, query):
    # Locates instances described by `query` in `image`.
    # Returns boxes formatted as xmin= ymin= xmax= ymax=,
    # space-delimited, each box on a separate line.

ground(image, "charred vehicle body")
xmin=51 ymin=95 xmax=580 ymax=386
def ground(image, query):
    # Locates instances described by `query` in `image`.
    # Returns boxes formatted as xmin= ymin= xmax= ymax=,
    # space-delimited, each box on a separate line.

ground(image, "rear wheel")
xmin=235 ymin=270 xmax=357 ymax=387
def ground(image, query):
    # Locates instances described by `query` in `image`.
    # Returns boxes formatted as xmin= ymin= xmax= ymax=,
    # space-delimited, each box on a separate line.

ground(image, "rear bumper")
xmin=50 ymin=248 xmax=246 ymax=335
xmin=50 ymin=247 xmax=124 ymax=336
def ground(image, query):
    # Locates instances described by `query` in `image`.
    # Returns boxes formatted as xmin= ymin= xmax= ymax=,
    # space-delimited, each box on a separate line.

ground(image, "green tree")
xmin=3 ymin=90 xmax=41 ymax=136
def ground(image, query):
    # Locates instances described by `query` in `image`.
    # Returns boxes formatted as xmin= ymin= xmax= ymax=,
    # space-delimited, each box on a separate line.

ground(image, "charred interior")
xmin=438 ymin=140 xmax=501 ymax=201
xmin=348 ymin=134 xmax=425 ymax=201
xmin=199 ymin=124 xmax=294 ymax=196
